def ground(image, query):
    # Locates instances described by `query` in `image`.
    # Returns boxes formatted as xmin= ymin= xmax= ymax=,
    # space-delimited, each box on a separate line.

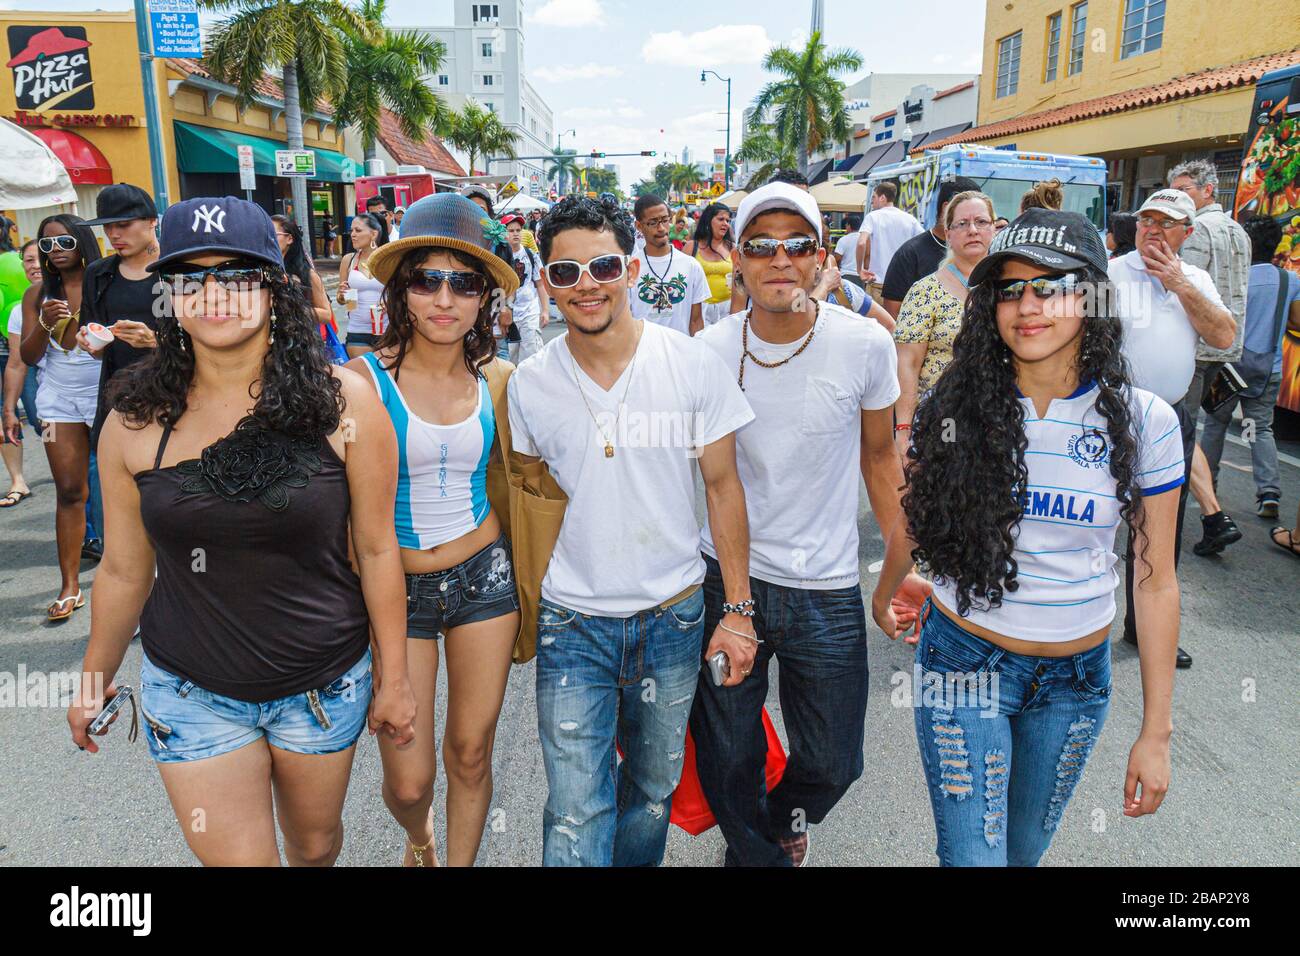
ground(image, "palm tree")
xmin=333 ymin=0 xmax=451 ymax=167
xmin=585 ymin=167 xmax=619 ymax=195
xmin=667 ymin=163 xmax=701 ymax=199
xmin=735 ymin=124 xmax=799 ymax=189
xmin=545 ymin=149 xmax=579 ymax=196
xmin=198 ymin=0 xmax=372 ymax=240
xmin=444 ymin=101 xmax=520 ymax=177
xmin=748 ymin=30 xmax=862 ymax=175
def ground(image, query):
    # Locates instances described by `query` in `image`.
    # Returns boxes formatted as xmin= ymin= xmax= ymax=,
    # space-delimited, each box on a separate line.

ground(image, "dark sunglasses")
xmin=740 ymin=237 xmax=820 ymax=259
xmin=38 ymin=235 xmax=78 ymax=253
xmin=157 ymin=260 xmax=270 ymax=285
xmin=544 ymin=254 xmax=628 ymax=289
xmin=408 ymin=269 xmax=488 ymax=297
xmin=992 ymin=272 xmax=1084 ymax=302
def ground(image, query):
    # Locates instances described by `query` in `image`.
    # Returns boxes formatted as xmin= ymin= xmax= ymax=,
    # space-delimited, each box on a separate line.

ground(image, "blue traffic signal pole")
xmin=133 ymin=0 xmax=170 ymax=212
xmin=701 ymin=70 xmax=732 ymax=190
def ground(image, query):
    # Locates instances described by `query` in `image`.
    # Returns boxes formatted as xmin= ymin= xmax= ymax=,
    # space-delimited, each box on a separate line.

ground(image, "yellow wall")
xmin=980 ymin=0 xmax=1299 ymax=126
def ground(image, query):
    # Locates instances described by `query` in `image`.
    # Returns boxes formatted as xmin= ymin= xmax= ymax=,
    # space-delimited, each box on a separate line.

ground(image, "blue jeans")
xmin=690 ymin=554 xmax=869 ymax=866
xmin=914 ymin=599 xmax=1112 ymax=866
xmin=1201 ymin=370 xmax=1281 ymax=502
xmin=535 ymin=587 xmax=705 ymax=867
xmin=85 ymin=450 xmax=103 ymax=542
xmin=2 ymin=364 xmax=39 ymax=444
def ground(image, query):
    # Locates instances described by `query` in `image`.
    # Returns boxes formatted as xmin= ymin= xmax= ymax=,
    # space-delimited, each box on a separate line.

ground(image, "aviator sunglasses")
xmin=544 ymin=254 xmax=629 ymax=288
xmin=408 ymin=269 xmax=488 ymax=297
xmin=739 ymin=237 xmax=821 ymax=259
xmin=156 ymin=260 xmax=270 ymax=285
xmin=38 ymin=235 xmax=78 ymax=253
xmin=992 ymin=272 xmax=1084 ymax=302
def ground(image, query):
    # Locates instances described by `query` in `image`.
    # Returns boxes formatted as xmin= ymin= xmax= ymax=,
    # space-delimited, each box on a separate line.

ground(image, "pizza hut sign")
xmin=7 ymin=26 xmax=95 ymax=112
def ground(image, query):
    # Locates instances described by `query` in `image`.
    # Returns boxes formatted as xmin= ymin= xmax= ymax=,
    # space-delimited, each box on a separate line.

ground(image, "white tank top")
xmin=39 ymin=298 xmax=99 ymax=396
xmin=360 ymin=352 xmax=495 ymax=549
xmin=345 ymin=256 xmax=385 ymax=336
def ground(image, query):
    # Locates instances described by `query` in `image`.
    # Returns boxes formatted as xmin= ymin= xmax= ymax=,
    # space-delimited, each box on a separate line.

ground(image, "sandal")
xmin=407 ymin=833 xmax=435 ymax=868
xmin=0 ymin=490 xmax=31 ymax=508
xmin=1268 ymin=528 xmax=1300 ymax=560
xmin=47 ymin=590 xmax=85 ymax=621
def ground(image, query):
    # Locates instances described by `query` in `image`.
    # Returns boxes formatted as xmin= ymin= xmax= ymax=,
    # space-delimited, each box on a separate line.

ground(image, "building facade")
xmin=418 ymin=0 xmax=554 ymax=195
xmin=924 ymin=0 xmax=1300 ymax=210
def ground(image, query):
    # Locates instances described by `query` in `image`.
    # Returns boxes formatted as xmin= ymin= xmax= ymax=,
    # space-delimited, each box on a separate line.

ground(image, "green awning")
xmin=173 ymin=122 xmax=359 ymax=184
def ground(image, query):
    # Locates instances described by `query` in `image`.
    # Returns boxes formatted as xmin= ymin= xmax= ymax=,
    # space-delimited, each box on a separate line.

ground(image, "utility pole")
xmin=701 ymin=70 xmax=732 ymax=190
xmin=132 ymin=0 xmax=170 ymax=212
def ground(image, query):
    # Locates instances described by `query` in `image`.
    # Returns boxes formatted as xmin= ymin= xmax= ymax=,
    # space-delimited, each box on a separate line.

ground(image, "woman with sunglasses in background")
xmin=874 ymin=209 xmax=1182 ymax=866
xmin=338 ymin=212 xmax=387 ymax=358
xmin=350 ymin=194 xmax=521 ymax=867
xmin=68 ymin=197 xmax=414 ymax=866
xmin=18 ymin=215 xmax=102 ymax=620
xmin=893 ymin=191 xmax=995 ymax=460
xmin=272 ymin=214 xmax=334 ymax=334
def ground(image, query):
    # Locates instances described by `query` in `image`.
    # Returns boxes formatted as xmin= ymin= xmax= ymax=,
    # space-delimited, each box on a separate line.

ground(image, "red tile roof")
xmin=920 ymin=47 xmax=1300 ymax=153
xmin=166 ymin=57 xmax=333 ymax=113
xmin=871 ymin=108 xmax=897 ymax=122
xmin=853 ymin=128 xmax=870 ymax=139
xmin=376 ymin=108 xmax=465 ymax=177
xmin=933 ymin=80 xmax=975 ymax=101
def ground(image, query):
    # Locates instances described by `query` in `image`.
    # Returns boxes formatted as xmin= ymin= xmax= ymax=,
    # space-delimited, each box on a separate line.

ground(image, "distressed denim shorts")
xmin=405 ymin=532 xmax=519 ymax=639
xmin=138 ymin=649 xmax=372 ymax=763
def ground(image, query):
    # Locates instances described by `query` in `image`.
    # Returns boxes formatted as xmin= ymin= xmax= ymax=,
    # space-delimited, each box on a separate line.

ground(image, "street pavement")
xmin=2 ymin=314 xmax=1297 ymax=867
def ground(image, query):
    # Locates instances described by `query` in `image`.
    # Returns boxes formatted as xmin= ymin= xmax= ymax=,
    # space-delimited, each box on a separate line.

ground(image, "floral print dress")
xmin=893 ymin=273 xmax=965 ymax=392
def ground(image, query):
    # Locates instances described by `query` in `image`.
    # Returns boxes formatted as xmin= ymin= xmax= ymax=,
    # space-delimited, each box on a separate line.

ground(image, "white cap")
xmin=1137 ymin=188 xmax=1196 ymax=222
xmin=733 ymin=182 xmax=823 ymax=240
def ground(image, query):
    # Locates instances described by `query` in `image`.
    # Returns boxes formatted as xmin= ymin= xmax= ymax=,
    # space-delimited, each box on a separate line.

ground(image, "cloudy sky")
xmin=5 ymin=0 xmax=986 ymax=188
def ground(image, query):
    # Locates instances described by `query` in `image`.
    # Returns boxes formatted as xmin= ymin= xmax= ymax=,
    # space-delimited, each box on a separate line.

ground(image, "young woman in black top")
xmin=68 ymin=197 xmax=415 ymax=866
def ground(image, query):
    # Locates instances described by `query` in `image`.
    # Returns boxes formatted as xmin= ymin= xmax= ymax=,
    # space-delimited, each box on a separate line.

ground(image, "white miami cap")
xmin=733 ymin=182 xmax=823 ymax=240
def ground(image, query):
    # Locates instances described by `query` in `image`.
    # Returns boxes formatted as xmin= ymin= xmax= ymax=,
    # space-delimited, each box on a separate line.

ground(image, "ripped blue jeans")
xmin=535 ymin=588 xmax=704 ymax=867
xmin=914 ymin=599 xmax=1112 ymax=866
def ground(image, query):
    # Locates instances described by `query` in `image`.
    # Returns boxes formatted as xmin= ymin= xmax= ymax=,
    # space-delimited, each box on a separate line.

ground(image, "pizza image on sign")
xmin=7 ymin=26 xmax=94 ymax=111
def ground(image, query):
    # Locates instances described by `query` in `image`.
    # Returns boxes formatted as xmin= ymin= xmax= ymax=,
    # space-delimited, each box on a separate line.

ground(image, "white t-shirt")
xmin=509 ymin=246 xmax=544 ymax=323
xmin=834 ymin=231 xmax=860 ymax=277
xmin=698 ymin=302 xmax=899 ymax=588
xmin=509 ymin=320 xmax=754 ymax=616
xmin=8 ymin=299 xmax=47 ymax=373
xmin=629 ymin=246 xmax=709 ymax=335
xmin=859 ymin=205 xmax=923 ymax=279
xmin=1108 ymin=250 xmax=1225 ymax=405
xmin=931 ymin=383 xmax=1184 ymax=642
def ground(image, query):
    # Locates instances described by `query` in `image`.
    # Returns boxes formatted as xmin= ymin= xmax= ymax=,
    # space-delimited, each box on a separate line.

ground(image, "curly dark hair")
xmin=538 ymin=195 xmax=636 ymax=262
xmin=271 ymin=214 xmax=314 ymax=288
xmin=37 ymin=214 xmax=102 ymax=300
xmin=902 ymin=268 xmax=1145 ymax=616
xmin=373 ymin=246 xmax=497 ymax=380
xmin=109 ymin=267 xmax=342 ymax=440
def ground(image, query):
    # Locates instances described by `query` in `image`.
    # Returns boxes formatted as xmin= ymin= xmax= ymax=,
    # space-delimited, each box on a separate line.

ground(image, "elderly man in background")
xmin=1167 ymin=159 xmax=1251 ymax=557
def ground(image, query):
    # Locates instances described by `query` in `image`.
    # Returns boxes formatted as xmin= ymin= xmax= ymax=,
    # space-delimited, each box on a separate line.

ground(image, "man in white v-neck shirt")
xmin=630 ymin=194 xmax=708 ymax=336
xmin=693 ymin=182 xmax=917 ymax=867
xmin=508 ymin=195 xmax=755 ymax=867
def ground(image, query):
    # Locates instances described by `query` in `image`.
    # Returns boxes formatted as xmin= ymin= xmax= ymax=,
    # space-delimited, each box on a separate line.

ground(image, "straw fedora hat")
xmin=367 ymin=192 xmax=519 ymax=297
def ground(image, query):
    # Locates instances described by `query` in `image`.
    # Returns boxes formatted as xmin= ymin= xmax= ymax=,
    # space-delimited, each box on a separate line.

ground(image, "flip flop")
xmin=0 ymin=490 xmax=31 ymax=508
xmin=1268 ymin=528 xmax=1300 ymax=560
xmin=47 ymin=590 xmax=85 ymax=622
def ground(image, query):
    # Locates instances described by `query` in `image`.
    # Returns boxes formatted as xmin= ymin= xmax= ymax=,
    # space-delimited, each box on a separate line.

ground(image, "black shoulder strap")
xmin=153 ymin=420 xmax=175 ymax=470
xmin=1269 ymin=266 xmax=1291 ymax=350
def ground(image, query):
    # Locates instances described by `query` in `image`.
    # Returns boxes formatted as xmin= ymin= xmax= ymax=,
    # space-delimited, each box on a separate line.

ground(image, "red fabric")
xmin=29 ymin=128 xmax=112 ymax=185
xmin=670 ymin=708 xmax=787 ymax=836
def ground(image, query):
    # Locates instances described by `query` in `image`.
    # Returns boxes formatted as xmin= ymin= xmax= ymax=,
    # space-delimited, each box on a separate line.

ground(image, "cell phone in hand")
xmin=707 ymin=651 xmax=730 ymax=687
xmin=88 ymin=685 xmax=133 ymax=735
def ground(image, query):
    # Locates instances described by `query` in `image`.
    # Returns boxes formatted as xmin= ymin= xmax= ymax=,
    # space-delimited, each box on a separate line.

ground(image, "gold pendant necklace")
xmin=569 ymin=324 xmax=642 ymax=458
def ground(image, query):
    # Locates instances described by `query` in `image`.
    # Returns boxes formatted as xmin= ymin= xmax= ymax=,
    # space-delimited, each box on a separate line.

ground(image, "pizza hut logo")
xmin=7 ymin=26 xmax=94 ymax=111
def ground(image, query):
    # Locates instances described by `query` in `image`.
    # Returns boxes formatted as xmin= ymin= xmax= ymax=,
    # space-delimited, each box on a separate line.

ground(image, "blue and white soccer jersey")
xmin=932 ymin=381 xmax=1184 ymax=642
xmin=360 ymin=353 xmax=495 ymax=550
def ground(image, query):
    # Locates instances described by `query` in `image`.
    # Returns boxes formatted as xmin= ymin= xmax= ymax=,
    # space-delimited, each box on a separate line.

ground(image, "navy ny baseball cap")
xmin=969 ymin=208 xmax=1109 ymax=287
xmin=147 ymin=196 xmax=284 ymax=273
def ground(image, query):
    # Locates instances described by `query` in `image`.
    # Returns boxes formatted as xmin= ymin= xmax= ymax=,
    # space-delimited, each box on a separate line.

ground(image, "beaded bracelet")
xmin=721 ymin=598 xmax=756 ymax=618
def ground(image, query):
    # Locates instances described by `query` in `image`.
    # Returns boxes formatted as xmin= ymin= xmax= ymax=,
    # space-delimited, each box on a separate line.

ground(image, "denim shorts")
xmin=138 ymin=649 xmax=372 ymax=763
xmin=406 ymin=532 xmax=519 ymax=639
xmin=345 ymin=332 xmax=380 ymax=347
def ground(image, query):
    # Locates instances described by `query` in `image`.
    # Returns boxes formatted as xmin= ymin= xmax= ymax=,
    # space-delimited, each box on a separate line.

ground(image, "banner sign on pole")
xmin=275 ymin=149 xmax=316 ymax=178
xmin=712 ymin=148 xmax=726 ymax=184
xmin=237 ymin=144 xmax=256 ymax=191
xmin=148 ymin=0 xmax=202 ymax=57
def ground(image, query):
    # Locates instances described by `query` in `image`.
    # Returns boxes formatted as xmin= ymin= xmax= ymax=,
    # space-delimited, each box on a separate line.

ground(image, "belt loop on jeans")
xmin=919 ymin=598 xmax=932 ymax=628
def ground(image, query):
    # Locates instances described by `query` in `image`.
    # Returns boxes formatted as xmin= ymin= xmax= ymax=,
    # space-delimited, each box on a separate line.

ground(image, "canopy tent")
xmin=809 ymin=176 xmax=868 ymax=213
xmin=715 ymin=188 xmax=748 ymax=209
xmin=496 ymin=192 xmax=552 ymax=214
xmin=0 ymin=118 xmax=76 ymax=209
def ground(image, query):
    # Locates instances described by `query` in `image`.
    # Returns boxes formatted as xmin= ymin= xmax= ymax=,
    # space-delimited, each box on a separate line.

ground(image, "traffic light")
xmin=590 ymin=151 xmax=605 ymax=158
xmin=640 ymin=150 xmax=657 ymax=156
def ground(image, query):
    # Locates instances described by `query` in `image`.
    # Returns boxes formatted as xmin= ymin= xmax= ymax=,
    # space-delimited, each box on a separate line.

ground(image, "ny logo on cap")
xmin=192 ymin=204 xmax=226 ymax=234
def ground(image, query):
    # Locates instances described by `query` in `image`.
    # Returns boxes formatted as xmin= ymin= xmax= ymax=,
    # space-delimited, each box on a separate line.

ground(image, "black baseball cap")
xmin=83 ymin=183 xmax=158 ymax=226
xmin=147 ymin=196 xmax=284 ymax=273
xmin=968 ymin=208 xmax=1108 ymax=287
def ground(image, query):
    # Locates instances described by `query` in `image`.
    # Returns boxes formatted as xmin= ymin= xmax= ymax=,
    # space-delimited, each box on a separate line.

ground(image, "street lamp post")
xmin=556 ymin=128 xmax=576 ymax=196
xmin=700 ymin=70 xmax=732 ymax=190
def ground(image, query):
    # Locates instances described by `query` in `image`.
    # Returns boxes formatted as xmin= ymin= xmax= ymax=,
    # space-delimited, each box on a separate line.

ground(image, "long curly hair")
xmin=373 ymin=246 xmax=497 ymax=380
xmin=903 ymin=269 xmax=1145 ymax=616
xmin=109 ymin=267 xmax=342 ymax=440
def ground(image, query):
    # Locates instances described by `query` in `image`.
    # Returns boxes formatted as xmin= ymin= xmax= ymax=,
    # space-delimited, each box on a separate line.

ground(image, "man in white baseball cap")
xmin=1108 ymin=186 xmax=1235 ymax=669
xmin=690 ymin=181 xmax=920 ymax=865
